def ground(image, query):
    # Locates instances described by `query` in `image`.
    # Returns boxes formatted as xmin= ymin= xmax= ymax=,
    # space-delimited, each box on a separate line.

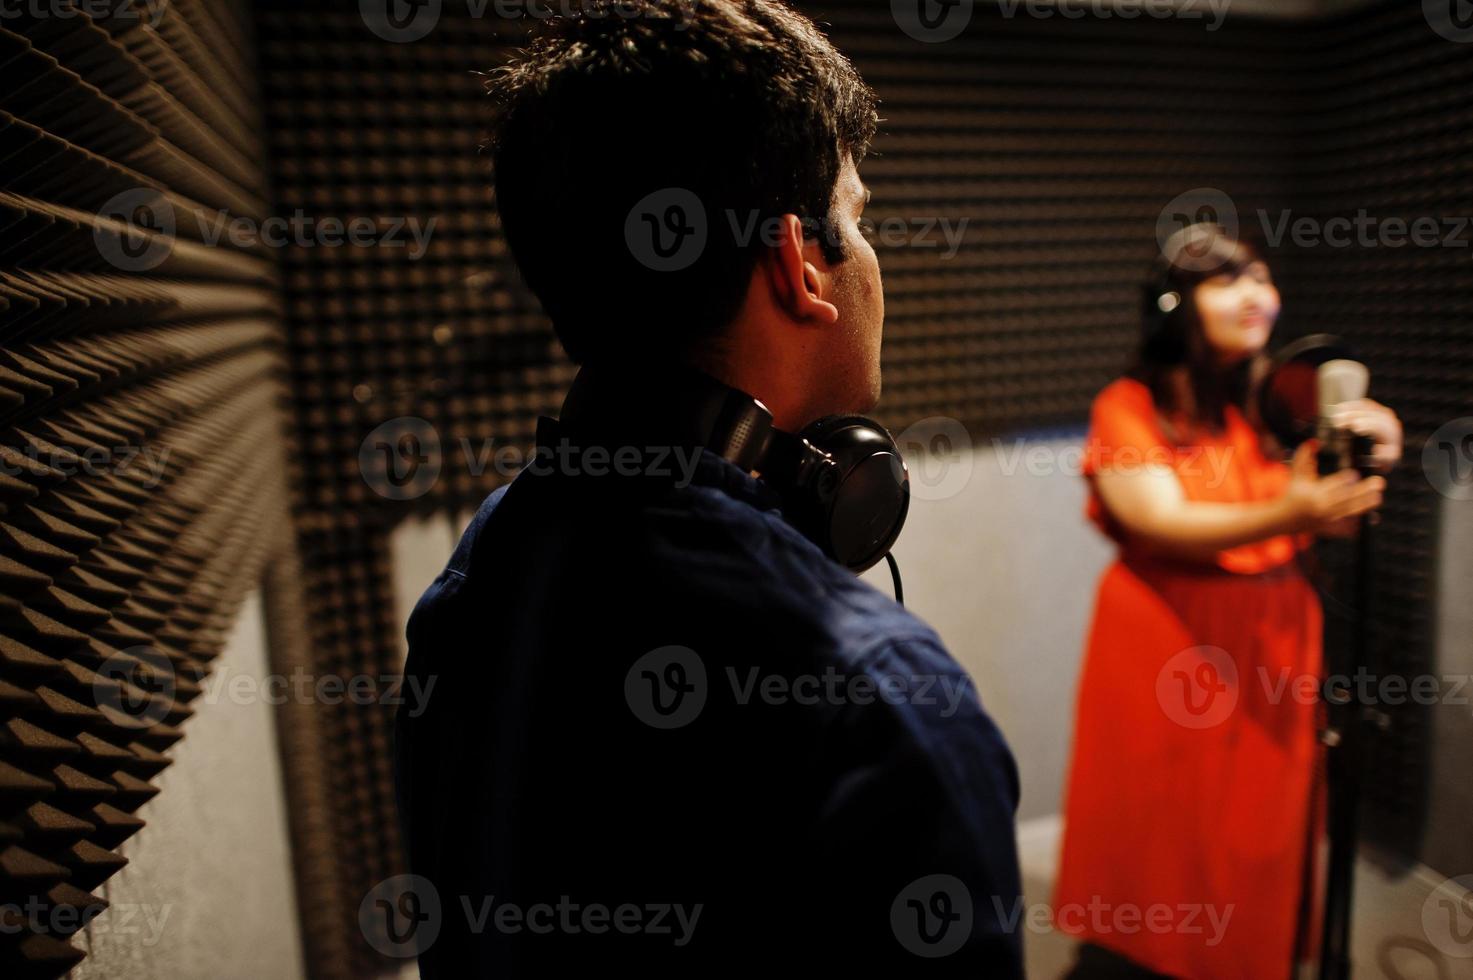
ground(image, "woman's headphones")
xmin=1142 ymin=221 xmax=1244 ymax=365
xmin=1140 ymin=254 xmax=1188 ymax=365
xmin=545 ymin=361 xmax=910 ymax=574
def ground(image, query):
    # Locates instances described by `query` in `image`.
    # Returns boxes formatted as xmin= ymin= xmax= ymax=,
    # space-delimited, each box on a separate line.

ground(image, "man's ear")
xmin=761 ymin=213 xmax=840 ymax=324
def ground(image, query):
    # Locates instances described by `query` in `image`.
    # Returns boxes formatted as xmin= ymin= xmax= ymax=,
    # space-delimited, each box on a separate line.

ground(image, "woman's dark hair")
xmin=1128 ymin=223 xmax=1269 ymax=441
xmin=483 ymin=0 xmax=879 ymax=367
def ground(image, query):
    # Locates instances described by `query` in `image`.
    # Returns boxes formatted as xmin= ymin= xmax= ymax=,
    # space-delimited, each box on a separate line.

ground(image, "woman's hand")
xmin=1331 ymin=398 xmax=1403 ymax=473
xmin=1282 ymin=440 xmax=1386 ymax=536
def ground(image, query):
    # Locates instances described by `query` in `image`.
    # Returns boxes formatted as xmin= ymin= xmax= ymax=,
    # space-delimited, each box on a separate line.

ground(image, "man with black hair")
xmin=394 ymin=1 xmax=1024 ymax=973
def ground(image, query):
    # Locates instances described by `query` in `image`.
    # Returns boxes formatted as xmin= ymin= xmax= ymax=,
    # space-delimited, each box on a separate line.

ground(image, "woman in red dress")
xmin=1053 ymin=224 xmax=1402 ymax=979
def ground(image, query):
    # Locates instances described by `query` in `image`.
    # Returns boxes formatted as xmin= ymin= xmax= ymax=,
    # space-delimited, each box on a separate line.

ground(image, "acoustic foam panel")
xmin=0 ymin=2 xmax=292 ymax=976
xmin=1283 ymin=0 xmax=1473 ymax=869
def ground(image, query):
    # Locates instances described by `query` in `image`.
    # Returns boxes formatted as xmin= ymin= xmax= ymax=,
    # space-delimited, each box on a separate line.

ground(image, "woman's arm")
xmin=1094 ymin=440 xmax=1386 ymax=560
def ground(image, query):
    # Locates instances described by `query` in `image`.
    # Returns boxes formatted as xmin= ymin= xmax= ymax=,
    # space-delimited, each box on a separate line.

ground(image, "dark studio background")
xmin=0 ymin=0 xmax=1468 ymax=976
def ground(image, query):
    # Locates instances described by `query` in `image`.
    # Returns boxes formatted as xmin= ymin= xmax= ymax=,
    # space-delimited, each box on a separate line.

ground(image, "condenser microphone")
xmin=1316 ymin=358 xmax=1371 ymax=475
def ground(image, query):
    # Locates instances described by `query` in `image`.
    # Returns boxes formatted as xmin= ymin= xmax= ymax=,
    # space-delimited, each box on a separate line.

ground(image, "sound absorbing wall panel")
xmin=1284 ymin=0 xmax=1473 ymax=872
xmin=253 ymin=9 xmax=561 ymax=975
xmin=0 ymin=2 xmax=300 ymax=977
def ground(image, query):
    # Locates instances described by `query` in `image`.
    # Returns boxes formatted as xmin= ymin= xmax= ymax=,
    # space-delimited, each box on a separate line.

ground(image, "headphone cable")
xmin=884 ymin=551 xmax=905 ymax=606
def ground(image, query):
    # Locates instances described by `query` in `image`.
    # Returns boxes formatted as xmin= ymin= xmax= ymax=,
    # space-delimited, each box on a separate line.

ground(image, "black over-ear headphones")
xmin=1140 ymin=253 xmax=1187 ymax=365
xmin=1143 ymin=221 xmax=1243 ymax=365
xmin=541 ymin=361 xmax=910 ymax=581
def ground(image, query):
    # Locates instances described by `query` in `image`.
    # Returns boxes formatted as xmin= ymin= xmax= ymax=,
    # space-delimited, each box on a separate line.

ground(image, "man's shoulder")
xmin=448 ymin=464 xmax=933 ymax=648
xmin=648 ymin=482 xmax=952 ymax=665
xmin=442 ymin=482 xmax=514 ymax=578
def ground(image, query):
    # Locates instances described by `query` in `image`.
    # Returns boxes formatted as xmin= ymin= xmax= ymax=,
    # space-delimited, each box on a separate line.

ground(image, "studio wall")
xmin=0 ymin=2 xmax=304 ymax=977
xmin=1281 ymin=0 xmax=1473 ymax=874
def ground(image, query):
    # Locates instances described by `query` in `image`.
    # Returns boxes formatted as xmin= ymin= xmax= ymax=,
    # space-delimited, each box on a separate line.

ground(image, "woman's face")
xmin=1192 ymin=260 xmax=1280 ymax=365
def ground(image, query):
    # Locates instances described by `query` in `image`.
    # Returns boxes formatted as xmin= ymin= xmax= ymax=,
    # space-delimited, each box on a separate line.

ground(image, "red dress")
xmin=1053 ymin=377 xmax=1325 ymax=979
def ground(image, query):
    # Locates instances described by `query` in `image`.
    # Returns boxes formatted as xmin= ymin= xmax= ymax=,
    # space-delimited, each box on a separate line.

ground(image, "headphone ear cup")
xmin=1142 ymin=262 xmax=1187 ymax=365
xmin=787 ymin=415 xmax=910 ymax=573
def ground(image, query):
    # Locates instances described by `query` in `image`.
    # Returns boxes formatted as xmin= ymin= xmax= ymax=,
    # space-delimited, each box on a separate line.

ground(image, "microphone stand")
xmin=1317 ymin=434 xmax=1378 ymax=980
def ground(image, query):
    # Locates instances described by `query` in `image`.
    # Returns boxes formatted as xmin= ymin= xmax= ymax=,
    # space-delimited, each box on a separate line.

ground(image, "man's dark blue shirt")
xmin=393 ymin=413 xmax=1025 ymax=975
